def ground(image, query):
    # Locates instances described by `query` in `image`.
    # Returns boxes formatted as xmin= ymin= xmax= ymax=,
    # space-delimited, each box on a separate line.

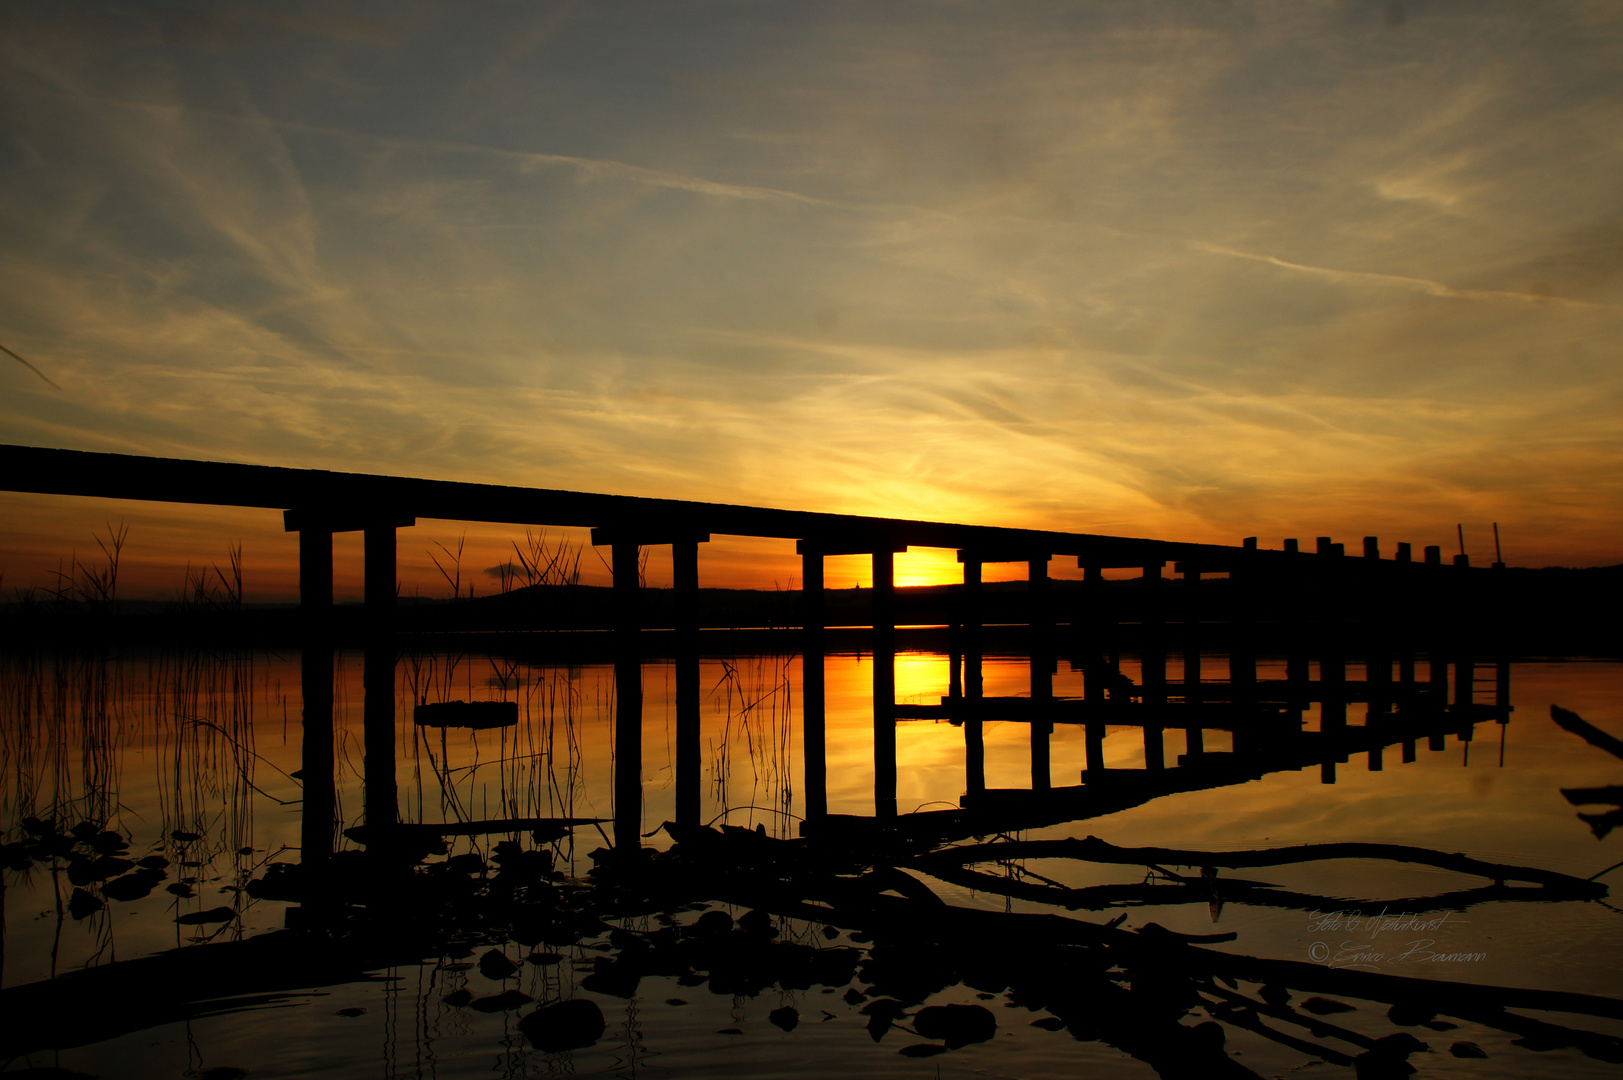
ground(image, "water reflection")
xmin=1 ymin=645 xmax=1620 ymax=1079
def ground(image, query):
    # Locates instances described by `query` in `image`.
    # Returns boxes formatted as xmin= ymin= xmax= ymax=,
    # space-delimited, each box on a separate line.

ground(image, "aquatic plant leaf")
xmin=478 ymin=949 xmax=519 ymax=980
xmin=898 ymin=1044 xmax=948 ymax=1057
xmin=470 ymin=990 xmax=534 ymax=1012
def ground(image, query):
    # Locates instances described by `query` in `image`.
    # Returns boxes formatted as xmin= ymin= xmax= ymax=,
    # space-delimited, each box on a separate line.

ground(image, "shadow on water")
xmin=1 ymin=636 xmax=1621 ymax=1079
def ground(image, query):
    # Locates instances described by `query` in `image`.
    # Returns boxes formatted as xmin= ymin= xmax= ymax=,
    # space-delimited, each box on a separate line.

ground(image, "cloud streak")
xmin=1190 ymin=241 xmax=1605 ymax=309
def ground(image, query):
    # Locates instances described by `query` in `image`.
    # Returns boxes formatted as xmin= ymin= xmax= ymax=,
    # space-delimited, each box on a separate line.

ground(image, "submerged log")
xmin=414 ymin=700 xmax=518 ymax=729
xmin=344 ymin=816 xmax=605 ymax=846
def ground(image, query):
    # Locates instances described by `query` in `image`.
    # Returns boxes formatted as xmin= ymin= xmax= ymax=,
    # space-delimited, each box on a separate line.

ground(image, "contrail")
xmin=1191 ymin=241 xmax=1600 ymax=308
xmin=2 ymin=343 xmax=61 ymax=390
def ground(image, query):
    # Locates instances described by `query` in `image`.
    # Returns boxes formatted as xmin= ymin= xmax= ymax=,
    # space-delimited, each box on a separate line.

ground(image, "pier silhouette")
xmin=8 ymin=442 xmax=1609 ymax=1080
xmin=2 ymin=444 xmax=1514 ymax=851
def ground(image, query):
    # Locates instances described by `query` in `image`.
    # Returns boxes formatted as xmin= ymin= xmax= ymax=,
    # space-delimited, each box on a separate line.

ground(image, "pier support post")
xmin=1142 ymin=560 xmax=1165 ymax=770
xmin=873 ymin=549 xmax=897 ymax=818
xmin=1181 ymin=563 xmax=1204 ymax=756
xmin=363 ymin=523 xmax=398 ymax=835
xmin=1231 ymin=539 xmax=1258 ymax=712
xmin=801 ymin=548 xmax=827 ymax=822
xmin=1029 ymin=556 xmax=1052 ymax=791
xmin=612 ymin=540 xmax=643 ymax=852
xmin=674 ymin=538 xmax=702 ymax=827
xmin=298 ymin=526 xmax=335 ymax=871
xmin=1082 ymin=563 xmax=1106 ymax=776
xmin=963 ymin=558 xmax=985 ymax=799
xmin=596 ymin=527 xmax=708 ymax=834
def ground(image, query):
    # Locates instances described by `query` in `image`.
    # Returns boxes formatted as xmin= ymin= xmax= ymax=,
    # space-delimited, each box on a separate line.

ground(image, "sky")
xmin=2 ymin=0 xmax=1620 ymax=599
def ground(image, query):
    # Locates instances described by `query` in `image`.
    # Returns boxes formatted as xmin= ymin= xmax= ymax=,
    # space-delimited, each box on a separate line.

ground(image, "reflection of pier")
xmin=2 ymin=445 xmax=1510 ymax=851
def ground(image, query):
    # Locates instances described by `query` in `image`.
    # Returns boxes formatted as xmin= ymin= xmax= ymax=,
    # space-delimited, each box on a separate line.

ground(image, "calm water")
xmin=1 ymin=646 xmax=1620 ymax=1079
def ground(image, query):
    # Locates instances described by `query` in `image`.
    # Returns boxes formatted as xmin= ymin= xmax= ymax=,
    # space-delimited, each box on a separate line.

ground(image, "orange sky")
xmin=2 ymin=2 xmax=1619 ymax=598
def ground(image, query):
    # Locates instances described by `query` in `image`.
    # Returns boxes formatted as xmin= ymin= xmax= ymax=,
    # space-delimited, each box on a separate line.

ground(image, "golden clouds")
xmin=1 ymin=1 xmax=1620 ymax=584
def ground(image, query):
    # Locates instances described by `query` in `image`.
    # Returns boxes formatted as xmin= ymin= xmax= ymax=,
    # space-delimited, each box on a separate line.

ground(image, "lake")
xmin=1 ymin=644 xmax=1620 ymax=1079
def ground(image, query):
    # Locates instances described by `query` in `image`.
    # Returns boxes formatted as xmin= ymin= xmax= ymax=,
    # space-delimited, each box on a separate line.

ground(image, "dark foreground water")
xmin=1 ymin=648 xmax=1620 ymax=1079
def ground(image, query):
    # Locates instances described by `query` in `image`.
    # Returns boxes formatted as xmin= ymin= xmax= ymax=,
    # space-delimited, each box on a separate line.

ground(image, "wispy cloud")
xmin=1190 ymin=241 xmax=1604 ymax=309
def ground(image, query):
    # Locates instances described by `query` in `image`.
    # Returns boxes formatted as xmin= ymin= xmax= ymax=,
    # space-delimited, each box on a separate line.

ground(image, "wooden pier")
xmin=0 ymin=445 xmax=1511 ymax=852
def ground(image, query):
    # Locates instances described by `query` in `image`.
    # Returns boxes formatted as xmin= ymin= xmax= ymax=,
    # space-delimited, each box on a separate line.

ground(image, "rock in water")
xmin=478 ymin=949 xmax=520 ymax=980
xmin=90 ymin=831 xmax=127 ymax=855
xmin=1450 ymin=1041 xmax=1488 ymax=1058
xmin=101 ymin=874 xmax=156 ymax=902
xmin=68 ymin=857 xmax=132 ymax=886
xmin=1387 ymin=1003 xmax=1434 ymax=1027
xmin=177 ymin=907 xmax=237 ymax=925
xmin=912 ymin=1003 xmax=997 ymax=1049
xmin=769 ymin=1006 xmax=799 ymax=1031
xmin=519 ymin=999 xmax=606 ymax=1052
xmin=67 ymin=888 xmax=104 ymax=920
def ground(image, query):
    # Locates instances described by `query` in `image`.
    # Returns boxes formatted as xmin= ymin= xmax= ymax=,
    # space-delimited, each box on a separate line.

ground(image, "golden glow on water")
xmin=4 ymin=646 xmax=1623 ymax=1078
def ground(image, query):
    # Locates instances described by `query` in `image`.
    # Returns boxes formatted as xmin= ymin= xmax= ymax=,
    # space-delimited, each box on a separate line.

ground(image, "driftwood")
xmin=1551 ymin=704 xmax=1623 ymax=761
xmin=1578 ymin=809 xmax=1623 ymax=840
xmin=651 ymin=827 xmax=1623 ymax=1070
xmin=915 ymin=835 xmax=1607 ymax=896
xmin=1563 ymin=784 xmax=1623 ymax=806
xmin=913 ymin=858 xmax=1594 ymax=917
